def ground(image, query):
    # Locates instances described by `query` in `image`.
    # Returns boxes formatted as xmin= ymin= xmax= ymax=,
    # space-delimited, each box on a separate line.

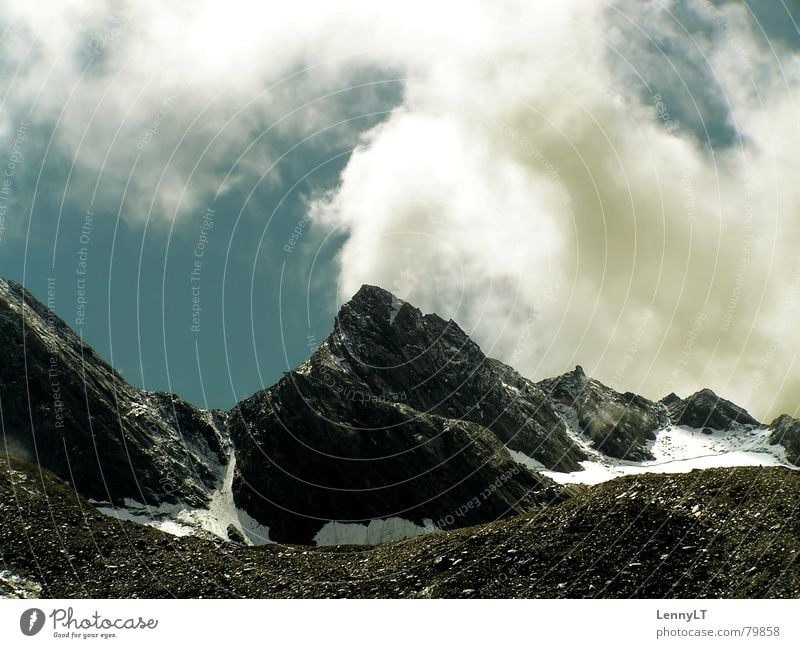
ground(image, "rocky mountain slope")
xmin=229 ymin=286 xmax=583 ymax=543
xmin=1 ymin=276 xmax=799 ymax=551
xmin=539 ymin=365 xmax=668 ymax=461
xmin=2 ymin=453 xmax=798 ymax=598
xmin=661 ymin=389 xmax=761 ymax=431
xmin=769 ymin=415 xmax=800 ymax=465
xmin=0 ymin=279 xmax=227 ymax=509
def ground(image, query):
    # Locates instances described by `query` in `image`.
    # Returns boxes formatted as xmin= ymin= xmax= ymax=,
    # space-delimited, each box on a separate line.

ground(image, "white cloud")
xmin=0 ymin=0 xmax=411 ymax=220
xmin=3 ymin=0 xmax=800 ymax=419
xmin=310 ymin=0 xmax=800 ymax=420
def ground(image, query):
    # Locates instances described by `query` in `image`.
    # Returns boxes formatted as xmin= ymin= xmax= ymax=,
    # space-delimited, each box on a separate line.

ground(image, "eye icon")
xmin=20 ymin=608 xmax=45 ymax=636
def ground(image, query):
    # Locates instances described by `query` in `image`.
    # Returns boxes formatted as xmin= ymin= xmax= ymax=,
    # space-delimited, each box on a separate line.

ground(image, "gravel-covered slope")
xmin=2 ymin=454 xmax=798 ymax=598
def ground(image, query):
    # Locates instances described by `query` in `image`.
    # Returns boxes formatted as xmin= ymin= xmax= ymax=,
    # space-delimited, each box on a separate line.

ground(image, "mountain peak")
xmin=345 ymin=283 xmax=403 ymax=308
xmin=328 ymin=283 xmax=477 ymax=373
xmin=665 ymin=388 xmax=760 ymax=430
xmin=349 ymin=283 xmax=397 ymax=302
xmin=538 ymin=365 xmax=666 ymax=461
xmin=337 ymin=284 xmax=409 ymax=323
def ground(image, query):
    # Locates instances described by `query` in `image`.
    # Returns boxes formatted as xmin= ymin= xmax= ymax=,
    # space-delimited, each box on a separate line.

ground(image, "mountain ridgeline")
xmin=1 ymin=278 xmax=799 ymax=546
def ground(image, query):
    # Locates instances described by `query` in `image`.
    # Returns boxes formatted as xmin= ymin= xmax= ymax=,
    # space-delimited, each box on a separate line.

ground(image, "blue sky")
xmin=0 ymin=61 xmax=402 ymax=408
xmin=2 ymin=1 xmax=800 ymax=418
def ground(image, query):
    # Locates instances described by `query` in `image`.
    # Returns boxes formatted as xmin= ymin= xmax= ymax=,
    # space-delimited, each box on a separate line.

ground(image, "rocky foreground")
xmin=2 ymin=453 xmax=798 ymax=598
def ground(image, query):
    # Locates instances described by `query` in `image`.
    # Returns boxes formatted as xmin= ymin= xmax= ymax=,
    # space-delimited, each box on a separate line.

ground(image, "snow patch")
xmin=551 ymin=403 xmax=611 ymax=462
xmin=533 ymin=425 xmax=795 ymax=485
xmin=235 ymin=508 xmax=273 ymax=546
xmin=313 ymin=517 xmax=439 ymax=546
xmin=179 ymin=449 xmax=245 ymax=538
xmin=97 ymin=503 xmax=195 ymax=536
xmin=507 ymin=449 xmax=546 ymax=471
xmin=97 ymin=449 xmax=273 ymax=544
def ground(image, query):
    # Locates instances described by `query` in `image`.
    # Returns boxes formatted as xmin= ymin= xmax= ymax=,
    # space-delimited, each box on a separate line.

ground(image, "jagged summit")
xmin=344 ymin=283 xmax=398 ymax=307
xmin=230 ymin=285 xmax=585 ymax=543
xmin=336 ymin=284 xmax=394 ymax=321
xmin=333 ymin=283 xmax=474 ymax=356
xmin=319 ymin=285 xmax=584 ymax=469
xmin=539 ymin=364 xmax=667 ymax=461
xmin=660 ymin=392 xmax=682 ymax=407
xmin=662 ymin=388 xmax=761 ymax=431
xmin=336 ymin=283 xmax=420 ymax=329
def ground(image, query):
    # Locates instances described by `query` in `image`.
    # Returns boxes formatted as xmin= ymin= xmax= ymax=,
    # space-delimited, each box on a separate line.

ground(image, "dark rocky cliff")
xmin=0 ymin=279 xmax=226 ymax=508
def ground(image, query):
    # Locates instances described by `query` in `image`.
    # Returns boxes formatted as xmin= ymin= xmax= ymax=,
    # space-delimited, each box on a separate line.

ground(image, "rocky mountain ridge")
xmin=1 ymin=277 xmax=799 ymax=547
xmin=0 ymin=279 xmax=227 ymax=508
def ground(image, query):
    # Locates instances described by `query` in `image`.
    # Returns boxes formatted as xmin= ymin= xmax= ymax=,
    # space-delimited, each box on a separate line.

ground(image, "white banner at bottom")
xmin=0 ymin=599 xmax=797 ymax=647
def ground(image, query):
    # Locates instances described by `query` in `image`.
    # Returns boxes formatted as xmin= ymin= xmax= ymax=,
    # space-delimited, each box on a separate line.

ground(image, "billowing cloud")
xmin=311 ymin=0 xmax=800 ymax=420
xmin=3 ymin=0 xmax=800 ymax=419
xmin=0 ymin=0 xmax=413 ymax=221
